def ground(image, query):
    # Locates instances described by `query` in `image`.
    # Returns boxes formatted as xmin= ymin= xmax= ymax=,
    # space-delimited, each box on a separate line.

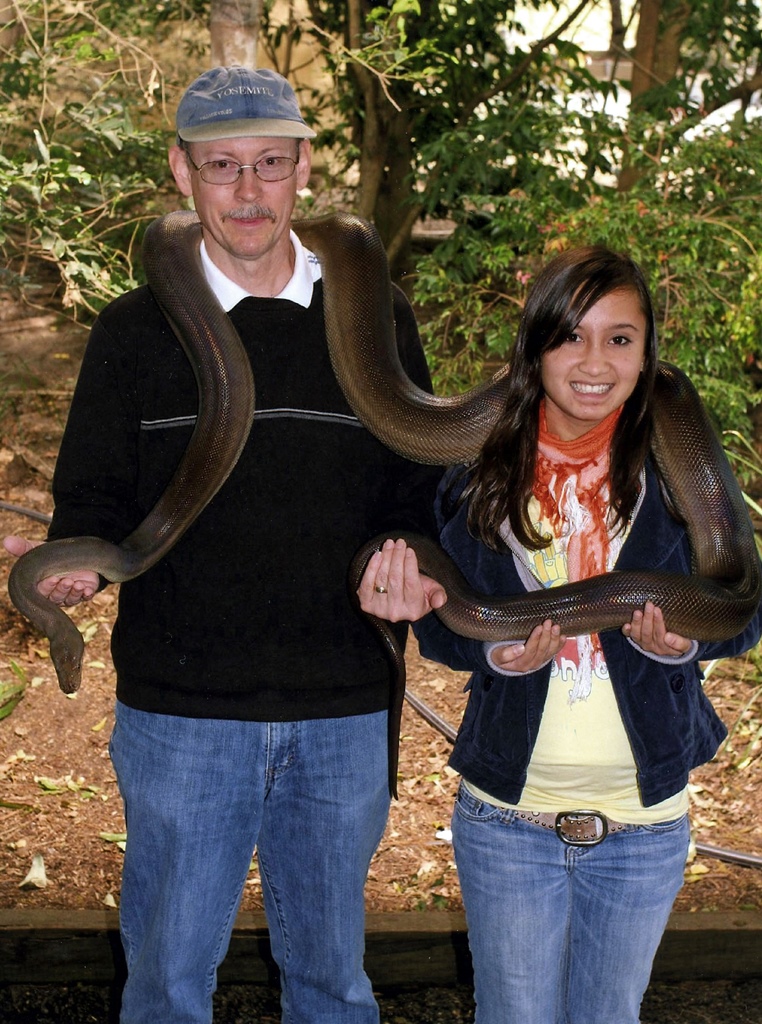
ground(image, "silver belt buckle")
xmin=555 ymin=811 xmax=608 ymax=846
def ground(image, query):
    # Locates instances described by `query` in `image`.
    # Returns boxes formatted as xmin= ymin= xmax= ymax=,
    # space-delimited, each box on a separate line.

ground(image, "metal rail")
xmin=0 ymin=499 xmax=52 ymax=524
xmin=404 ymin=688 xmax=458 ymax=743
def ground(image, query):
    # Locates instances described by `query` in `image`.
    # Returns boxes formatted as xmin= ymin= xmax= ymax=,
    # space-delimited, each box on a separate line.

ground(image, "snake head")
xmin=49 ymin=628 xmax=84 ymax=694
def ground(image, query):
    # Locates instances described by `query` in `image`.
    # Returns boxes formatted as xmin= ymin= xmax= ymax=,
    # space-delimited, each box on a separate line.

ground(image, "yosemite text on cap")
xmin=176 ymin=66 xmax=316 ymax=142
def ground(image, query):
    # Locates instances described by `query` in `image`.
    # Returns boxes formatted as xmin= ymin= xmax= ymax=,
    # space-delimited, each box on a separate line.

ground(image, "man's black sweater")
xmin=49 ymin=280 xmax=441 ymax=721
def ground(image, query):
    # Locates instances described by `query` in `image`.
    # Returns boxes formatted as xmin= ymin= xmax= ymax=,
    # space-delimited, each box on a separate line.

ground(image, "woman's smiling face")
xmin=540 ymin=286 xmax=648 ymax=440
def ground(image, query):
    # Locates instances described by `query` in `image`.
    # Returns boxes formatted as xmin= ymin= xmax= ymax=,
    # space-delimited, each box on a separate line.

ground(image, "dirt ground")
xmin=3 ymin=976 xmax=762 ymax=1024
xmin=1 ymin=297 xmax=762 ymax=923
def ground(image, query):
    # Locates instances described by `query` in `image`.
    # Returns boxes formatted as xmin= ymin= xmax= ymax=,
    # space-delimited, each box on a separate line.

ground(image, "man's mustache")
xmin=224 ymin=205 xmax=276 ymax=221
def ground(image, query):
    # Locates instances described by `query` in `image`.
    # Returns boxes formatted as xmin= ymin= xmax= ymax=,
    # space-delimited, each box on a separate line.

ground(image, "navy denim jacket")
xmin=414 ymin=461 xmax=762 ymax=808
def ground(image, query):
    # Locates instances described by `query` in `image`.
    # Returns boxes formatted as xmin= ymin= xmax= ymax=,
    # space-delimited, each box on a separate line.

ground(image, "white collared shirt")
xmin=199 ymin=230 xmax=322 ymax=312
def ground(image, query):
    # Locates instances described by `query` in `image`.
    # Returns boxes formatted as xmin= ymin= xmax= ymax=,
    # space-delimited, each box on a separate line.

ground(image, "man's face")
xmin=168 ymin=135 xmax=312 ymax=283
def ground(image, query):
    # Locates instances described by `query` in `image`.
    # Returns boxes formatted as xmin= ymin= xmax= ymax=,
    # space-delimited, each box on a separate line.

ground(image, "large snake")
xmin=301 ymin=216 xmax=761 ymax=794
xmin=7 ymin=210 xmax=761 ymax=798
xmin=8 ymin=211 xmax=255 ymax=694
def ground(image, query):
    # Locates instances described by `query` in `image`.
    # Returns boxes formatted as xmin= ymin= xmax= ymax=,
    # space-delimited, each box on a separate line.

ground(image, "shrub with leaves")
xmin=0 ymin=661 xmax=28 ymax=721
xmin=0 ymin=1 xmax=175 ymax=317
xmin=415 ymin=119 xmax=762 ymax=437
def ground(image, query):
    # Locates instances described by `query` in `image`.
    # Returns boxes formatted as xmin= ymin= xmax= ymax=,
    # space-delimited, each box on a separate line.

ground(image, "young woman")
xmin=358 ymin=246 xmax=762 ymax=1024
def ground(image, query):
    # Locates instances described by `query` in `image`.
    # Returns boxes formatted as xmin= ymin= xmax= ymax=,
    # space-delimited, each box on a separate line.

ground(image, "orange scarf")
xmin=533 ymin=403 xmax=622 ymax=702
xmin=534 ymin=402 xmax=621 ymax=584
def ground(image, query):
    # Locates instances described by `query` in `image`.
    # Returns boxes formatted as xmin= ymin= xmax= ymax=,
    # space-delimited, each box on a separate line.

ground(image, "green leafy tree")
xmin=256 ymin=1 xmax=762 ymax=282
xmin=3 ymin=0 xmax=762 ymax=442
xmin=415 ymin=117 xmax=762 ymax=436
xmin=619 ymin=0 xmax=762 ymax=189
xmin=281 ymin=0 xmax=603 ymax=277
xmin=0 ymin=1 xmax=181 ymax=316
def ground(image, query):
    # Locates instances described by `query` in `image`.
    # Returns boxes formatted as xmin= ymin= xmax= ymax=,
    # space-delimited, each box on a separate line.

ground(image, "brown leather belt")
xmin=517 ymin=809 xmax=631 ymax=846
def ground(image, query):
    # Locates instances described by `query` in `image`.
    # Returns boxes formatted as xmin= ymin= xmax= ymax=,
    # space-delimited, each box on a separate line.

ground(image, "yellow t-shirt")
xmin=468 ymin=494 xmax=688 ymax=824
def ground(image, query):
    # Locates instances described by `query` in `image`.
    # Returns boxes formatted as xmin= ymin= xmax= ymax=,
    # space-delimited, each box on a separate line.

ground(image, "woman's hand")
xmin=3 ymin=536 xmax=99 ymax=606
xmin=357 ymin=538 xmax=447 ymax=622
xmin=622 ymin=600 xmax=692 ymax=657
xmin=489 ymin=619 xmax=566 ymax=673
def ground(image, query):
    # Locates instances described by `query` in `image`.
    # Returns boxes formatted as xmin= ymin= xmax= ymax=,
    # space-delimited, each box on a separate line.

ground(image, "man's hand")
xmin=3 ymin=536 xmax=99 ymax=606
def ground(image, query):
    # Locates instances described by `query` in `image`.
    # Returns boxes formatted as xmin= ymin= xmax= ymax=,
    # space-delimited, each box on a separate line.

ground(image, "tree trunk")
xmin=350 ymin=73 xmax=420 ymax=282
xmin=209 ymin=0 xmax=262 ymax=68
xmin=0 ymin=1 xmax=23 ymax=52
xmin=629 ymin=0 xmax=687 ymax=103
xmin=609 ymin=0 xmax=626 ymax=54
xmin=618 ymin=0 xmax=689 ymax=190
xmin=343 ymin=0 xmax=423 ymax=279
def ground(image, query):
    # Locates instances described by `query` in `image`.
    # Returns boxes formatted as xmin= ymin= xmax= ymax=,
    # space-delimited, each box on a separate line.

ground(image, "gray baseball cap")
xmin=176 ymin=66 xmax=316 ymax=142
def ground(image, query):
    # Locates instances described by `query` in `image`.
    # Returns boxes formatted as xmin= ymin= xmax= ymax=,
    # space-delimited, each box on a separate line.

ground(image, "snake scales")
xmin=8 ymin=212 xmax=255 ymax=694
xmin=302 ymin=216 xmax=761 ymax=794
xmin=7 ymin=210 xmax=761 ymax=796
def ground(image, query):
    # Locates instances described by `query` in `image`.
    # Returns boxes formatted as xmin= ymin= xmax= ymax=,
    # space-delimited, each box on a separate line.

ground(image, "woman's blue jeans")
xmin=109 ymin=701 xmax=390 ymax=1024
xmin=452 ymin=781 xmax=690 ymax=1024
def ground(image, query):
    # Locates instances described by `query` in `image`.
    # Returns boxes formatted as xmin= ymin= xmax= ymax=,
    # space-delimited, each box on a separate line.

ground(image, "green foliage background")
xmin=1 ymin=0 xmax=762 ymax=443
xmin=416 ymin=120 xmax=762 ymax=436
xmin=0 ymin=1 xmax=179 ymax=315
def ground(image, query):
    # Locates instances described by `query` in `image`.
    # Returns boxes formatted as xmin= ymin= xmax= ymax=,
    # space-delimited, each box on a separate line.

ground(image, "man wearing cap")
xmin=4 ymin=66 xmax=441 ymax=1023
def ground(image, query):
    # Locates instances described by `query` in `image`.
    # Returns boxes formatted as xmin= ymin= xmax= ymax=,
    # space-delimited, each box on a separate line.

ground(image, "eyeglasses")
xmin=186 ymin=154 xmax=298 ymax=185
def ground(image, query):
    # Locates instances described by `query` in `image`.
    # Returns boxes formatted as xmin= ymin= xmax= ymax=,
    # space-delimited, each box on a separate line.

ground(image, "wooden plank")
xmin=363 ymin=912 xmax=472 ymax=987
xmin=651 ymin=912 xmax=762 ymax=981
xmin=1 ymin=909 xmax=761 ymax=986
xmin=0 ymin=909 xmax=127 ymax=986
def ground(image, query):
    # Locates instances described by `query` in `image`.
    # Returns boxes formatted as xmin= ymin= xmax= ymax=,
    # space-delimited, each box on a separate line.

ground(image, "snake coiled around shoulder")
xmin=7 ymin=210 xmax=761 ymax=797
xmin=8 ymin=212 xmax=255 ymax=694
xmin=300 ymin=216 xmax=761 ymax=794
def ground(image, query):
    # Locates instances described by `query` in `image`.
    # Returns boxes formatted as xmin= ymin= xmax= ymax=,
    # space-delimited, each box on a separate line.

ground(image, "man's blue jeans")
xmin=109 ymin=701 xmax=390 ymax=1024
xmin=452 ymin=781 xmax=690 ymax=1024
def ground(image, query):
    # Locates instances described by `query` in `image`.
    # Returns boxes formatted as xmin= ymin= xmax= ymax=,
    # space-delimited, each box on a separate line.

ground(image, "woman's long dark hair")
xmin=464 ymin=245 xmax=659 ymax=552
